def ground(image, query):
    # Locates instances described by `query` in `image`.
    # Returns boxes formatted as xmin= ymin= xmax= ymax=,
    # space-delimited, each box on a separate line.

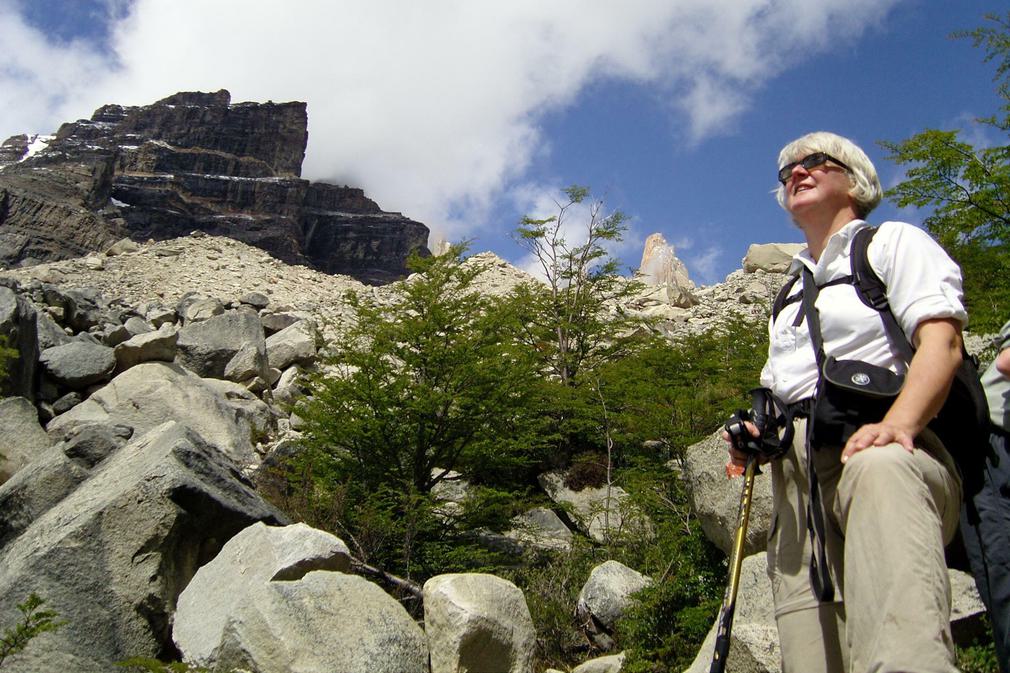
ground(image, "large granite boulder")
xmin=742 ymin=243 xmax=804 ymax=274
xmin=0 ymin=397 xmax=52 ymax=483
xmin=423 ymin=573 xmax=536 ymax=673
xmin=0 ymin=421 xmax=285 ymax=673
xmin=682 ymin=430 xmax=772 ymax=557
xmin=45 ymin=362 xmax=264 ymax=468
xmin=175 ymin=309 xmax=267 ymax=381
xmin=576 ymin=560 xmax=652 ymax=649
xmin=0 ymin=286 xmax=38 ymax=400
xmin=174 ymin=522 xmax=351 ymax=668
xmin=211 ymin=571 xmax=428 ymax=673
xmin=38 ymin=341 xmax=116 ymax=389
xmin=538 ymin=470 xmax=652 ymax=544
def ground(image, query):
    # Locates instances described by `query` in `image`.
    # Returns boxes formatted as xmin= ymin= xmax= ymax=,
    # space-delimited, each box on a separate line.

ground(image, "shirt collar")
xmin=786 ymin=219 xmax=869 ymax=275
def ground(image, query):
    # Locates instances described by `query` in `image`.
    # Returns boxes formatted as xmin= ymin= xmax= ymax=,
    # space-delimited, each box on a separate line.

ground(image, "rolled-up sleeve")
xmin=871 ymin=222 xmax=967 ymax=340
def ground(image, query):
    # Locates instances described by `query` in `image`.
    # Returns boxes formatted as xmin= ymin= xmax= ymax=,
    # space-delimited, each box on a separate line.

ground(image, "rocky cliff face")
xmin=0 ymin=90 xmax=429 ymax=284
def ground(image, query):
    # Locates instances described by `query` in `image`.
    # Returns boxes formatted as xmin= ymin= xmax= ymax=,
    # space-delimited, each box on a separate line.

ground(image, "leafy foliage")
xmin=297 ymin=245 xmax=546 ymax=495
xmin=117 ymin=658 xmax=213 ymax=673
xmin=512 ymin=185 xmax=645 ymax=387
xmin=0 ymin=594 xmax=62 ymax=668
xmin=880 ymin=11 xmax=1010 ymax=332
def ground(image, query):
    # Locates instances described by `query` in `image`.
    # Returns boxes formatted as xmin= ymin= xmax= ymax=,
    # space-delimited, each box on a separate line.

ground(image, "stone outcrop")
xmin=538 ymin=470 xmax=652 ymax=544
xmin=637 ymin=233 xmax=697 ymax=307
xmin=682 ymin=429 xmax=773 ymax=557
xmin=0 ymin=421 xmax=285 ymax=673
xmin=0 ymin=90 xmax=429 ymax=283
xmin=742 ymin=243 xmax=804 ymax=274
xmin=423 ymin=573 xmax=536 ymax=673
xmin=173 ymin=522 xmax=351 ymax=669
xmin=0 ymin=397 xmax=51 ymax=483
xmin=576 ymin=560 xmax=652 ymax=649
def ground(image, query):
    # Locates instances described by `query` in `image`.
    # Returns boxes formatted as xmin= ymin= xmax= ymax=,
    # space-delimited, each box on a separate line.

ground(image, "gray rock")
xmin=39 ymin=341 xmax=116 ymax=389
xmin=174 ymin=522 xmax=351 ymax=668
xmin=504 ymin=507 xmax=573 ymax=552
xmin=104 ymin=238 xmax=141 ymax=256
xmin=224 ymin=342 xmax=265 ymax=383
xmin=124 ymin=315 xmax=152 ymax=335
xmin=576 ymin=560 xmax=652 ymax=648
xmin=0 ymin=423 xmax=129 ymax=547
xmin=46 ymin=362 xmax=263 ymax=468
xmin=35 ymin=309 xmax=71 ymax=350
xmin=682 ymin=429 xmax=772 ymax=556
xmin=0 ymin=397 xmax=51 ymax=482
xmin=681 ymin=552 xmax=781 ymax=673
xmin=0 ymin=287 xmax=39 ymax=400
xmin=423 ymin=573 xmax=535 ymax=673
xmin=52 ymin=391 xmax=82 ymax=415
xmin=272 ymin=365 xmax=305 ymax=407
xmin=100 ymin=322 xmax=133 ymax=347
xmin=538 ymin=470 xmax=651 ymax=544
xmin=175 ymin=310 xmax=267 ymax=380
xmin=742 ymin=243 xmax=804 ymax=274
xmin=183 ymin=297 xmax=225 ymax=324
xmin=214 ymin=571 xmax=428 ymax=673
xmin=114 ymin=324 xmax=179 ymax=371
xmin=0 ymin=421 xmax=285 ymax=673
xmin=62 ymin=287 xmax=109 ymax=332
xmin=239 ymin=291 xmax=270 ymax=310
xmin=146 ymin=306 xmax=177 ymax=328
xmin=572 ymin=652 xmax=626 ymax=673
xmin=265 ymin=319 xmax=318 ymax=370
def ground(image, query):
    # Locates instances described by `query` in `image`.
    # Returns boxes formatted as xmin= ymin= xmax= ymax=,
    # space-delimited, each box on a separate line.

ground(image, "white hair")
xmin=775 ymin=131 xmax=883 ymax=219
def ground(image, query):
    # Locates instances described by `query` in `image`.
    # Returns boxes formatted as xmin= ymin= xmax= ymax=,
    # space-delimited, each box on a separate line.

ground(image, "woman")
xmin=728 ymin=131 xmax=966 ymax=672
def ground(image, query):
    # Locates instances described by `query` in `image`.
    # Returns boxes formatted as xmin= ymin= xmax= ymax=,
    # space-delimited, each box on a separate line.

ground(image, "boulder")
xmin=113 ymin=324 xmax=179 ymax=371
xmin=46 ymin=362 xmax=263 ymax=468
xmin=576 ymin=560 xmax=652 ymax=649
xmin=0 ymin=421 xmax=285 ymax=673
xmin=423 ymin=573 xmax=536 ymax=673
xmin=0 ymin=287 xmax=38 ymax=399
xmin=0 ymin=423 xmax=130 ymax=547
xmin=175 ymin=310 xmax=267 ymax=381
xmin=538 ymin=470 xmax=651 ymax=544
xmin=265 ymin=319 xmax=318 ymax=370
xmin=742 ymin=243 xmax=804 ymax=274
xmin=173 ymin=522 xmax=351 ymax=668
xmin=211 ymin=571 xmax=428 ymax=673
xmin=682 ymin=552 xmax=778 ymax=673
xmin=35 ymin=310 xmax=71 ymax=350
xmin=0 ymin=397 xmax=52 ymax=483
xmin=39 ymin=341 xmax=117 ymax=389
xmin=572 ymin=652 xmax=626 ymax=673
xmin=682 ymin=429 xmax=772 ymax=556
xmin=181 ymin=297 xmax=225 ymax=324
xmin=504 ymin=507 xmax=573 ymax=552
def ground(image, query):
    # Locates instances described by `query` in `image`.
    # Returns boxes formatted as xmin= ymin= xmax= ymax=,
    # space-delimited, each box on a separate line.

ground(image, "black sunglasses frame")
xmin=778 ymin=152 xmax=851 ymax=184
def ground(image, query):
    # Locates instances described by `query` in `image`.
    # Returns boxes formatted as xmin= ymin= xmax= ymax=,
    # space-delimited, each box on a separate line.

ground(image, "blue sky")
xmin=0 ymin=0 xmax=1003 ymax=284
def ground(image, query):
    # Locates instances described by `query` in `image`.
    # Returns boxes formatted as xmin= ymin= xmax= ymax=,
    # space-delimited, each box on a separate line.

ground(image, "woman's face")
xmin=781 ymin=151 xmax=853 ymax=220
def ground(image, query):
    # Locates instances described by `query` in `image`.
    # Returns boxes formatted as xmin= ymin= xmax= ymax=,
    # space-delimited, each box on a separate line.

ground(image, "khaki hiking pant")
xmin=767 ymin=418 xmax=962 ymax=673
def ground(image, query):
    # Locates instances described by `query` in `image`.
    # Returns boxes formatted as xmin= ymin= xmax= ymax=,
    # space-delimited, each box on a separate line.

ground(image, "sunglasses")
xmin=778 ymin=152 xmax=851 ymax=184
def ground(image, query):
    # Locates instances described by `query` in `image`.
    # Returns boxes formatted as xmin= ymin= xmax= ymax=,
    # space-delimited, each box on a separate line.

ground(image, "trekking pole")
xmin=709 ymin=452 xmax=759 ymax=673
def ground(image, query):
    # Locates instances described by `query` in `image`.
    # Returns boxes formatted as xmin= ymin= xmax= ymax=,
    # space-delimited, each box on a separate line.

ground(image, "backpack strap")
xmin=849 ymin=226 xmax=915 ymax=363
xmin=772 ymin=274 xmax=800 ymax=324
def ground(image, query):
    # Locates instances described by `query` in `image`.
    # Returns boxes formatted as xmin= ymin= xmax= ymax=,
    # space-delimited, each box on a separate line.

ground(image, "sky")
xmin=0 ymin=0 xmax=1004 ymax=285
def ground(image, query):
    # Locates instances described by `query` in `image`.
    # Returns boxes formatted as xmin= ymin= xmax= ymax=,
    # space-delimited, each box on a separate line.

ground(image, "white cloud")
xmin=0 ymin=0 xmax=904 ymax=245
xmin=685 ymin=246 xmax=722 ymax=285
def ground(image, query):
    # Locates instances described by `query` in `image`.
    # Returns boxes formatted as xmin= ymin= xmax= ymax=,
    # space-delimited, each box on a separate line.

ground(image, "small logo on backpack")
xmin=851 ymin=372 xmax=871 ymax=386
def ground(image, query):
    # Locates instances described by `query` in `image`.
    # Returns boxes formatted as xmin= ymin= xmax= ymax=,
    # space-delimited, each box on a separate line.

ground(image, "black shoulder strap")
xmin=849 ymin=226 xmax=915 ymax=362
xmin=772 ymin=274 xmax=800 ymax=323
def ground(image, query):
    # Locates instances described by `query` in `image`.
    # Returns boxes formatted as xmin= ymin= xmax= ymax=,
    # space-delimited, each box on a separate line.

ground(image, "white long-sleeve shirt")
xmin=760 ymin=219 xmax=967 ymax=405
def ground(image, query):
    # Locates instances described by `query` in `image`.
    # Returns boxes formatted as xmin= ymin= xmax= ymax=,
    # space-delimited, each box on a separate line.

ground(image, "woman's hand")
xmin=723 ymin=420 xmax=761 ymax=475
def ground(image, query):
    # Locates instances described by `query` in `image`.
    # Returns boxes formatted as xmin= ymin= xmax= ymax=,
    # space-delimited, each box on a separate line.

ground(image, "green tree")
xmin=298 ymin=245 xmax=545 ymax=495
xmin=510 ymin=186 xmax=649 ymax=462
xmin=512 ymin=185 xmax=645 ymax=387
xmin=880 ymin=11 xmax=1010 ymax=332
